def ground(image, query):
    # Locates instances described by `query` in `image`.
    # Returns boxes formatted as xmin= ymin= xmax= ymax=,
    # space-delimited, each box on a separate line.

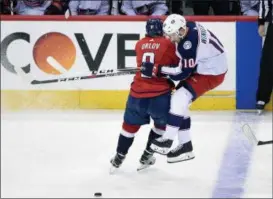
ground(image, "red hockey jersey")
xmin=130 ymin=36 xmax=179 ymax=98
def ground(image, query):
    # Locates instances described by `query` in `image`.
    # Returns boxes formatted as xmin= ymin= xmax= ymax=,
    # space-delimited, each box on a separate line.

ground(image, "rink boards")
xmin=1 ymin=16 xmax=272 ymax=110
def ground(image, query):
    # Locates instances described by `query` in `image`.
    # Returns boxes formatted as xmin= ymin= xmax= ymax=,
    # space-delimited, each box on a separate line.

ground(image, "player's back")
xmin=176 ymin=21 xmax=228 ymax=76
xmin=130 ymin=36 xmax=179 ymax=98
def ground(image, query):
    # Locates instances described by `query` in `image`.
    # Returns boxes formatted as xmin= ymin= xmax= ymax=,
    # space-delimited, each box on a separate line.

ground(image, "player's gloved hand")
xmin=140 ymin=62 xmax=154 ymax=78
xmin=140 ymin=62 xmax=162 ymax=78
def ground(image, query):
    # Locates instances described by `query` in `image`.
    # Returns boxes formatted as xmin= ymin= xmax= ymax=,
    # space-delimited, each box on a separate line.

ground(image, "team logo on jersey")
xmin=183 ymin=41 xmax=192 ymax=50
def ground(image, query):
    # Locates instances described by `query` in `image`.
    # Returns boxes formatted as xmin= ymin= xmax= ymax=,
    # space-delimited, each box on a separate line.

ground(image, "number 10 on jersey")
xmin=182 ymin=58 xmax=195 ymax=68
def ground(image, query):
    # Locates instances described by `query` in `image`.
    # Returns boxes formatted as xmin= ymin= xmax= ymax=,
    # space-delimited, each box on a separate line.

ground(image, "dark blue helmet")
xmin=146 ymin=18 xmax=163 ymax=37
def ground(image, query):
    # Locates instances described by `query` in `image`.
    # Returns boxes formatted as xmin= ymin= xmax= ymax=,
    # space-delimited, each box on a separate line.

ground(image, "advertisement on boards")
xmin=1 ymin=21 xmax=235 ymax=91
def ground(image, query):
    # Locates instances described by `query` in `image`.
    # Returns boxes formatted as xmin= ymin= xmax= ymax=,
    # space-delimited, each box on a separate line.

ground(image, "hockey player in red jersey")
xmin=110 ymin=18 xmax=179 ymax=172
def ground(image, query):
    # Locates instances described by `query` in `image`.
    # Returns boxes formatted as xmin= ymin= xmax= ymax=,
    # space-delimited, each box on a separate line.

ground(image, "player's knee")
xmin=170 ymin=87 xmax=192 ymax=115
xmin=122 ymin=122 xmax=140 ymax=134
xmin=150 ymin=109 xmax=169 ymax=127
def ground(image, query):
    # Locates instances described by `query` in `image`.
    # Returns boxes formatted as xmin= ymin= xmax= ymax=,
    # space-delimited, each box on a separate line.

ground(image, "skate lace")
xmin=157 ymin=137 xmax=169 ymax=142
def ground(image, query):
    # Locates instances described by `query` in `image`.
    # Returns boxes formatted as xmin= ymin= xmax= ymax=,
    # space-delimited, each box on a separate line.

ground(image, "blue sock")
xmin=179 ymin=117 xmax=191 ymax=131
xmin=145 ymin=129 xmax=162 ymax=151
xmin=116 ymin=134 xmax=134 ymax=155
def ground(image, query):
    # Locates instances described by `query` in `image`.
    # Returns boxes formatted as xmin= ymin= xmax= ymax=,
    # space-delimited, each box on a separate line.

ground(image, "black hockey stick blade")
xmin=257 ymin=140 xmax=273 ymax=146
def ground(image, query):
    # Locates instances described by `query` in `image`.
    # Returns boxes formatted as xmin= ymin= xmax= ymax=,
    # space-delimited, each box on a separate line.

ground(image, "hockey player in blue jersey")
xmin=141 ymin=14 xmax=228 ymax=163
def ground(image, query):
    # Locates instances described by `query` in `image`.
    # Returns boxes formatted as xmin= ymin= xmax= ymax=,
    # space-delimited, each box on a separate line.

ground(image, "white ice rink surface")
xmin=1 ymin=110 xmax=272 ymax=198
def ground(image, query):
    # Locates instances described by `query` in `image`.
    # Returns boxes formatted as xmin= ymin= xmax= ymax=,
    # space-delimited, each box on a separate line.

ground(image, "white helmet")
xmin=163 ymin=14 xmax=187 ymax=38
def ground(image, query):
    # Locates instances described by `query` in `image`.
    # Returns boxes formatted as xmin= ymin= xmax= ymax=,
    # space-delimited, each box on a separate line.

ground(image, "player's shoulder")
xmin=136 ymin=36 xmax=165 ymax=46
xmin=178 ymin=22 xmax=199 ymax=50
xmin=187 ymin=21 xmax=197 ymax=29
xmin=136 ymin=36 xmax=174 ymax=53
xmin=153 ymin=37 xmax=175 ymax=50
xmin=177 ymin=22 xmax=198 ymax=53
xmin=136 ymin=37 xmax=148 ymax=45
xmin=150 ymin=36 xmax=170 ymax=44
xmin=135 ymin=37 xmax=149 ymax=50
xmin=186 ymin=21 xmax=199 ymax=40
xmin=146 ymin=36 xmax=173 ymax=48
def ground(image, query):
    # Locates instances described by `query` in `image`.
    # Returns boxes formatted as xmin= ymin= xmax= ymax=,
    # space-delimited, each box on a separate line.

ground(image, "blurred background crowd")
xmin=0 ymin=0 xmax=260 ymax=16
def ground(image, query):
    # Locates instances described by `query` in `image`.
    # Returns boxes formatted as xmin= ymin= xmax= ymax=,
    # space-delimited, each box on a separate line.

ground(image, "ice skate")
xmin=167 ymin=141 xmax=195 ymax=163
xmin=109 ymin=153 xmax=125 ymax=174
xmin=137 ymin=149 xmax=156 ymax=171
xmin=150 ymin=137 xmax=173 ymax=155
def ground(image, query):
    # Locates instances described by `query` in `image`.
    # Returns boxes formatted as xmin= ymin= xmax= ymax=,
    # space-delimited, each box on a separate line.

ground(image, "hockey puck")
xmin=94 ymin=192 xmax=102 ymax=197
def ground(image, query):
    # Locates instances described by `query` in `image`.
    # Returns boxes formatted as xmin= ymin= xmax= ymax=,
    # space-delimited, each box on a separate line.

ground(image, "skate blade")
xmin=167 ymin=152 xmax=195 ymax=163
xmin=257 ymin=110 xmax=263 ymax=115
xmin=150 ymin=144 xmax=169 ymax=155
xmin=137 ymin=164 xmax=150 ymax=171
xmin=109 ymin=166 xmax=118 ymax=174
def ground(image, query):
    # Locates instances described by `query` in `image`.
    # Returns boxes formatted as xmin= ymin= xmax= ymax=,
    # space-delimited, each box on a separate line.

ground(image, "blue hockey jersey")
xmin=161 ymin=21 xmax=228 ymax=81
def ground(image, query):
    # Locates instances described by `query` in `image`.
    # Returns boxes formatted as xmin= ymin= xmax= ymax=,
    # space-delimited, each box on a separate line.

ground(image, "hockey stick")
xmin=30 ymin=68 xmax=138 ymax=85
xmin=242 ymin=124 xmax=273 ymax=146
xmin=257 ymin=140 xmax=273 ymax=145
xmin=12 ymin=56 xmax=138 ymax=85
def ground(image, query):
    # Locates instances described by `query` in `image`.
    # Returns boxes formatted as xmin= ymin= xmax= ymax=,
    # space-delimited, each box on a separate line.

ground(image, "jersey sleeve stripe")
xmin=208 ymin=30 xmax=224 ymax=47
xmin=209 ymin=39 xmax=224 ymax=54
xmin=161 ymin=66 xmax=183 ymax=75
